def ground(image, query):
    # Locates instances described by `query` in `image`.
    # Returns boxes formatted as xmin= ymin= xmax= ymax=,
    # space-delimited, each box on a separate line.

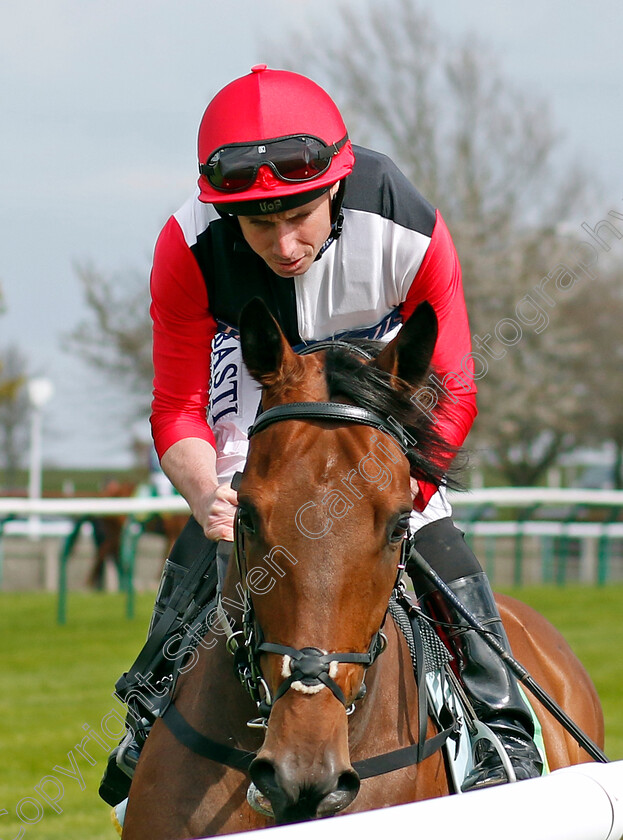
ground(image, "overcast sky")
xmin=1 ymin=0 xmax=622 ymax=468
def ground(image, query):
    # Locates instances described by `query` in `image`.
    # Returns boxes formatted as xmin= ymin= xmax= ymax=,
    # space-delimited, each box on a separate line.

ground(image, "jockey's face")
xmin=237 ymin=188 xmax=336 ymax=278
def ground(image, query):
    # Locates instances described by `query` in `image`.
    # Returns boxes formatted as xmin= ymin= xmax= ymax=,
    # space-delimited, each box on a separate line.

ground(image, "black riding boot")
xmin=409 ymin=519 xmax=543 ymax=792
xmin=99 ymin=517 xmax=216 ymax=807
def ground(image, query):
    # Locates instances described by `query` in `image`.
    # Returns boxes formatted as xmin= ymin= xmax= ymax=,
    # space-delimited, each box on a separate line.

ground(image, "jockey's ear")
xmin=373 ymin=301 xmax=438 ymax=386
xmin=239 ymin=297 xmax=299 ymax=386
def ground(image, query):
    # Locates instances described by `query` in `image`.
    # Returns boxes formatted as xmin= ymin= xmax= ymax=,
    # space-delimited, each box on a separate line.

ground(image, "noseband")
xmin=231 ymin=383 xmax=412 ymax=721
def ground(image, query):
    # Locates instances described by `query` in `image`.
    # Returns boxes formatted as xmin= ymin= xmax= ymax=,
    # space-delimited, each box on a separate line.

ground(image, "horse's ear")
xmin=239 ymin=297 xmax=297 ymax=385
xmin=373 ymin=301 xmax=438 ymax=386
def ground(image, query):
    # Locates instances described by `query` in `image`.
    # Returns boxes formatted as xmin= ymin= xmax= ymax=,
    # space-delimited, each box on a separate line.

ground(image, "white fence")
xmin=0 ymin=494 xmax=190 ymax=518
xmin=207 ymin=762 xmax=623 ymax=840
xmin=449 ymin=488 xmax=623 ymax=587
xmin=1 ymin=488 xmax=623 ymax=594
xmin=0 ymin=494 xmax=191 ymax=618
xmin=1 ymin=486 xmax=622 ymax=517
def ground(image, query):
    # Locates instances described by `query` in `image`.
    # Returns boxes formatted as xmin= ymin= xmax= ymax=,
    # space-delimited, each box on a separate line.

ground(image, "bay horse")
xmin=122 ymin=299 xmax=604 ymax=838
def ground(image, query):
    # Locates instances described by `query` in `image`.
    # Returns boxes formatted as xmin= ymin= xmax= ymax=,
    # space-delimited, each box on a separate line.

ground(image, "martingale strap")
xmin=161 ymin=703 xmax=255 ymax=772
xmin=159 ymin=598 xmax=460 ymax=781
xmin=160 ymin=700 xmax=458 ymax=779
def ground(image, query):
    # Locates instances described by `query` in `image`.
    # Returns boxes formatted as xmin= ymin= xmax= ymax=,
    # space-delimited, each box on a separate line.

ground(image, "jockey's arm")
xmin=159 ymin=438 xmax=238 ymax=542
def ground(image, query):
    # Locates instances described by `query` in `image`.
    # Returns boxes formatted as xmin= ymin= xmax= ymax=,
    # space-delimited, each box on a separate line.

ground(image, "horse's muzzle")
xmin=249 ymin=755 xmax=360 ymax=823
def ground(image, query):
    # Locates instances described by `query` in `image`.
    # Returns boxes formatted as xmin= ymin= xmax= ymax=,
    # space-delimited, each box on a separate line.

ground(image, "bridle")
xmin=225 ymin=369 xmax=414 ymax=723
xmin=160 ymin=341 xmax=459 ymax=778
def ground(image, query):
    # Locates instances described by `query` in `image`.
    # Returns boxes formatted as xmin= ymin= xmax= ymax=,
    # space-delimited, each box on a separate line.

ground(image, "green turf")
xmin=1 ymin=587 xmax=621 ymax=838
xmin=0 ymin=593 xmax=153 ymax=840
xmin=499 ymin=585 xmax=623 ymax=761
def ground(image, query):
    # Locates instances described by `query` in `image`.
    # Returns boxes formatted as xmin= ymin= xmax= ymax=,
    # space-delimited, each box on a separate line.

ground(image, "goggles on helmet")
xmin=199 ymin=133 xmax=349 ymax=193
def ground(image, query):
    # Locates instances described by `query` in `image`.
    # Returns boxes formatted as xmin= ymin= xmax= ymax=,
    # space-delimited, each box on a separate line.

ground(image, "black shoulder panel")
xmin=191 ymin=217 xmax=301 ymax=346
xmin=343 ymin=146 xmax=436 ymax=237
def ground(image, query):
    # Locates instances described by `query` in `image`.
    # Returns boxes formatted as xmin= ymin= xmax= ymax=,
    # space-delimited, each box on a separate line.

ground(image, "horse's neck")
xmin=347 ymin=617 xmax=419 ymax=750
xmin=171 ymin=566 xmax=260 ymax=743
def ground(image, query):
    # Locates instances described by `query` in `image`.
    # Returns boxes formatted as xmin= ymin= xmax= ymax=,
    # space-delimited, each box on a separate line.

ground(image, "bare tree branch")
xmin=63 ymin=263 xmax=152 ymax=418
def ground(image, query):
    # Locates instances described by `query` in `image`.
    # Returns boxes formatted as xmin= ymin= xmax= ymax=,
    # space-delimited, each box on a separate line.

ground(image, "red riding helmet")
xmin=197 ymin=65 xmax=355 ymax=214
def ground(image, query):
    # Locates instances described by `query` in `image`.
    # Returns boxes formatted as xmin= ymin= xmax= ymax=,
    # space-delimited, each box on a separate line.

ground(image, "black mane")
xmin=322 ymin=341 xmax=461 ymax=490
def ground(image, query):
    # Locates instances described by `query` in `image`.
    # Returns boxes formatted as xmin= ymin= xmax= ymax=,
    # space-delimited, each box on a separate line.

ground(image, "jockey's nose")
xmin=271 ymin=223 xmax=298 ymax=259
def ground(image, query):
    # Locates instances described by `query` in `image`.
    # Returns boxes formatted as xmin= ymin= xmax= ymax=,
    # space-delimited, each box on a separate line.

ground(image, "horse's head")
xmin=236 ymin=298 xmax=451 ymax=823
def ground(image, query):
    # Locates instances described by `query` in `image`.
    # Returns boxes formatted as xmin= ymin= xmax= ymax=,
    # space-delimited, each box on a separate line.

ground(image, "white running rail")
xmin=201 ymin=762 xmax=623 ymax=840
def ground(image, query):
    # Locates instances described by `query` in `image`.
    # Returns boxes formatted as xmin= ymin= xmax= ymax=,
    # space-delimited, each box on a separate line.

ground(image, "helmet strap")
xmin=330 ymin=179 xmax=346 ymax=230
xmin=314 ymin=179 xmax=347 ymax=261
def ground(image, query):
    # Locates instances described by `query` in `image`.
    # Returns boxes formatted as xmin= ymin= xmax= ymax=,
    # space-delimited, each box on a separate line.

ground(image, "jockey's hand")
xmin=198 ymin=483 xmax=238 ymax=542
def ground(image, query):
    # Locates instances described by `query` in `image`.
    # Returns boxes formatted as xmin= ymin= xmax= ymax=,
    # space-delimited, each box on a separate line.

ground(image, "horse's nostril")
xmin=249 ymin=757 xmax=279 ymax=799
xmin=337 ymin=769 xmax=360 ymax=797
xmin=316 ymin=770 xmax=360 ymax=817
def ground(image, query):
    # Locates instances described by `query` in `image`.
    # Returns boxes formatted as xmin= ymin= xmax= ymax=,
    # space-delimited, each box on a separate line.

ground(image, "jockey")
xmin=100 ymin=65 xmax=542 ymax=805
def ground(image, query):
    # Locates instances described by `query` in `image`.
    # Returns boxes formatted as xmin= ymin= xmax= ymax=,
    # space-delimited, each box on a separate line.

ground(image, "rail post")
xmin=56 ymin=516 xmax=89 ymax=624
xmin=0 ymin=514 xmax=16 ymax=589
xmin=597 ymin=507 xmax=620 ymax=586
xmin=118 ymin=515 xmax=146 ymax=620
xmin=513 ymin=504 xmax=539 ymax=587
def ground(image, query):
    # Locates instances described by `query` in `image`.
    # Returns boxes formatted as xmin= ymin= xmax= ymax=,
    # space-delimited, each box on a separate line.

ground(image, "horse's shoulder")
xmin=495 ymin=592 xmax=605 ymax=764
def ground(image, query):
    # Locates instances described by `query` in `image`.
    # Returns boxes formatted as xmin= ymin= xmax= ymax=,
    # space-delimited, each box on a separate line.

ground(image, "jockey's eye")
xmin=237 ymin=505 xmax=257 ymax=535
xmin=389 ymin=513 xmax=411 ymax=544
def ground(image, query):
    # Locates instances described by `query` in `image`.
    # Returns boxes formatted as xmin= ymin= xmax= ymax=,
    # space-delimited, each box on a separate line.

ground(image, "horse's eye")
xmin=237 ymin=506 xmax=256 ymax=535
xmin=389 ymin=513 xmax=411 ymax=544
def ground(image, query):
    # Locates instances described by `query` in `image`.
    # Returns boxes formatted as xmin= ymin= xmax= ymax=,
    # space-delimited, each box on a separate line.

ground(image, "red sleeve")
xmin=149 ymin=216 xmax=219 ymax=459
xmin=400 ymin=211 xmax=477 ymax=509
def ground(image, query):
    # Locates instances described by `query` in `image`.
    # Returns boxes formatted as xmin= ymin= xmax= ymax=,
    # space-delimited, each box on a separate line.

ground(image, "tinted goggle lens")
xmin=200 ymin=133 xmax=348 ymax=192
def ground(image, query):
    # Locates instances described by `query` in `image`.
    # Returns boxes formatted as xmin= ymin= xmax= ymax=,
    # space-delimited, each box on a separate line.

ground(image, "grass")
xmin=1 ymin=587 xmax=622 ymax=838
xmin=0 ymin=592 xmax=153 ymax=840
xmin=499 ymin=584 xmax=623 ymax=759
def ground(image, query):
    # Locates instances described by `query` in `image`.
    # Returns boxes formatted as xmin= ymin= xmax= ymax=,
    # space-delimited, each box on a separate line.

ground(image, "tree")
xmin=64 ymin=263 xmax=153 ymax=419
xmin=0 ymin=350 xmax=29 ymax=489
xmin=0 ymin=280 xmax=30 ymax=489
xmin=269 ymin=0 xmax=611 ymax=485
xmin=1 ymin=283 xmax=29 ymax=488
xmin=562 ymin=266 xmax=623 ymax=489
